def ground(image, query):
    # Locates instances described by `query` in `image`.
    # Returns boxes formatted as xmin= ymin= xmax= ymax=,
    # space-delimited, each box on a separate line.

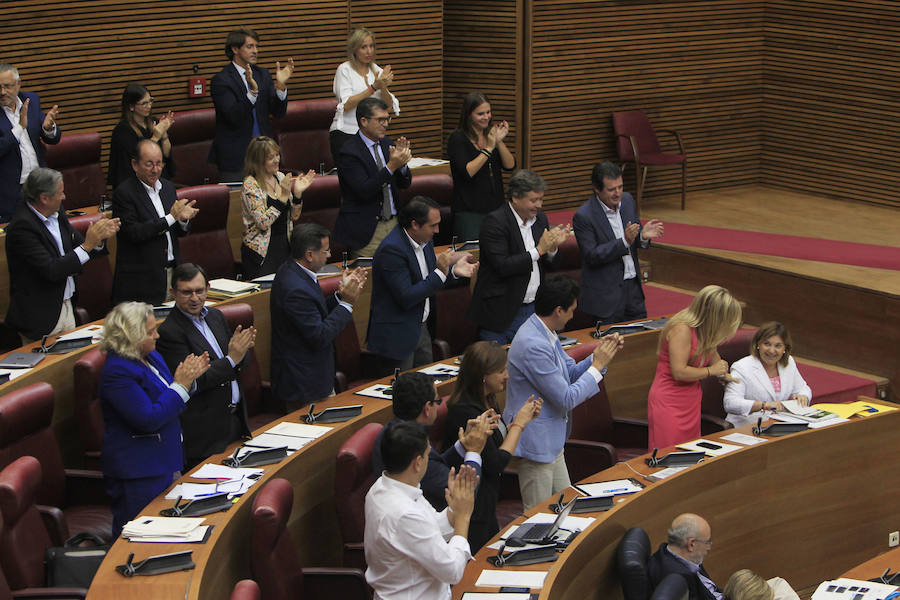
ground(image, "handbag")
xmin=45 ymin=532 xmax=110 ymax=589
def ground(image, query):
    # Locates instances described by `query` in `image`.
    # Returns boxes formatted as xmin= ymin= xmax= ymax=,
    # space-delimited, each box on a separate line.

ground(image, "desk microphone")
xmin=451 ymin=235 xmax=458 ymax=252
xmin=646 ymin=448 xmax=660 ymax=467
xmin=753 ymin=417 xmax=763 ymax=436
xmin=342 ymin=252 xmax=349 ymax=270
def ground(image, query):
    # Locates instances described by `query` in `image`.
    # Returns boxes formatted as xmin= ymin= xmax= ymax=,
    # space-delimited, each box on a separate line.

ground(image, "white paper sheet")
xmin=574 ymin=478 xmax=643 ymax=497
xmin=677 ymin=438 xmax=743 ymax=456
xmin=720 ymin=432 xmax=766 ymax=445
xmin=475 ymin=569 xmax=547 ymax=588
xmin=416 ymin=363 xmax=460 ymax=376
xmin=245 ymin=432 xmax=313 ymax=451
xmin=354 ymin=383 xmax=393 ymax=399
xmin=190 ymin=464 xmax=263 ymax=480
xmin=265 ymin=422 xmax=332 ymax=439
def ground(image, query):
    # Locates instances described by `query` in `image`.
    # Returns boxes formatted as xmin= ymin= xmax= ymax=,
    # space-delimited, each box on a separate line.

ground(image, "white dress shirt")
xmin=508 ymin=202 xmax=542 ymax=304
xmin=139 ymin=179 xmax=180 ymax=262
xmin=403 ymin=230 xmax=446 ymax=323
xmin=26 ymin=203 xmax=89 ymax=301
xmin=597 ymin=197 xmax=638 ymax=280
xmin=2 ymin=97 xmax=54 ymax=183
xmin=364 ymin=475 xmax=472 ymax=600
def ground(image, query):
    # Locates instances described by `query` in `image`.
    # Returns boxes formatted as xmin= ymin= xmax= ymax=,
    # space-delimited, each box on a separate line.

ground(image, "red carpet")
xmin=799 ymin=363 xmax=877 ymax=405
xmin=643 ymin=285 xmax=693 ymax=317
xmin=547 ymin=210 xmax=900 ymax=270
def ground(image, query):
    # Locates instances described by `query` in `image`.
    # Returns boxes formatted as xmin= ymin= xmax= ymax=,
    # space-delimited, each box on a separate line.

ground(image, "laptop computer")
xmin=0 ymin=352 xmax=44 ymax=369
xmin=507 ymin=497 xmax=577 ymax=544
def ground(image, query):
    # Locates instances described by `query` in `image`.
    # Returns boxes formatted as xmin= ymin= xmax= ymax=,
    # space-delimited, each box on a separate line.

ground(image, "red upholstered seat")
xmin=334 ymin=422 xmax=382 ymax=570
xmin=72 ymin=348 xmax=106 ymax=470
xmin=176 ymin=185 xmax=236 ymax=279
xmin=296 ymin=175 xmax=346 ymax=258
xmin=272 ymin=99 xmax=338 ymax=174
xmin=700 ymin=328 xmax=757 ymax=434
xmin=612 ymin=109 xmax=687 ymax=211
xmin=168 ymin=108 xmax=219 ymax=186
xmin=553 ymin=237 xmax=596 ymax=331
xmin=251 ymin=478 xmax=367 ymax=600
xmin=398 ymin=174 xmax=453 ymax=247
xmin=230 ymin=580 xmax=261 ymax=600
xmin=44 ymin=132 xmax=105 ymax=210
xmin=68 ymin=213 xmax=113 ymax=323
xmin=434 ymin=283 xmax=478 ymax=357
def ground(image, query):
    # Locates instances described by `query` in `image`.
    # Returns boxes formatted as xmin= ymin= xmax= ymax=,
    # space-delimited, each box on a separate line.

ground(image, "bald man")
xmin=648 ymin=513 xmax=722 ymax=600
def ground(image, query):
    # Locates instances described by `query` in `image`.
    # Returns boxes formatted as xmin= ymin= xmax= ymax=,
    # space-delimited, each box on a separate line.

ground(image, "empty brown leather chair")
xmin=168 ymin=108 xmax=218 ymax=186
xmin=230 ymin=579 xmax=261 ymax=600
xmin=72 ymin=348 xmax=106 ymax=470
xmin=0 ymin=382 xmax=111 ymax=544
xmin=68 ymin=213 xmax=113 ymax=323
xmin=334 ymin=422 xmax=382 ymax=570
xmin=176 ymin=184 xmax=236 ymax=279
xmin=272 ymin=99 xmax=338 ymax=174
xmin=44 ymin=132 xmax=106 ymax=210
xmin=700 ymin=327 xmax=758 ymax=434
xmin=250 ymin=478 xmax=367 ymax=600
xmin=296 ymin=175 xmax=345 ymax=258
xmin=398 ymin=174 xmax=453 ymax=247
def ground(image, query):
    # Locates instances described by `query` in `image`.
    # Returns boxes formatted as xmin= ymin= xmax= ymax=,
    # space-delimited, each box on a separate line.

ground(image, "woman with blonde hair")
xmin=648 ymin=285 xmax=742 ymax=449
xmin=240 ymin=136 xmax=315 ymax=280
xmin=329 ymin=27 xmax=401 ymax=159
xmin=99 ymin=302 xmax=209 ymax=537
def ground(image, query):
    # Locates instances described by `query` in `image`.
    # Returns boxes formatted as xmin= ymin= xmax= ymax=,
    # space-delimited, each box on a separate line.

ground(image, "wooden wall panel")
xmin=763 ymin=1 xmax=900 ymax=208
xmin=528 ymin=0 xmax=764 ymax=211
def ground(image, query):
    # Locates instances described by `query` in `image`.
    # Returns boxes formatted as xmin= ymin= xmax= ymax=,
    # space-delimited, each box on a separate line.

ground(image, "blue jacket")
xmin=367 ymin=225 xmax=444 ymax=361
xmin=99 ymin=351 xmax=186 ymax=480
xmin=503 ymin=314 xmax=599 ymax=462
xmin=0 ymin=91 xmax=61 ymax=221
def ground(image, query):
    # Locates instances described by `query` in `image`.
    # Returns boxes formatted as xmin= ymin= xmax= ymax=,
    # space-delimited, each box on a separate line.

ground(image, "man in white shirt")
xmin=0 ymin=63 xmax=61 ymax=222
xmin=365 ymin=420 xmax=478 ymax=600
xmin=573 ymin=161 xmax=664 ymax=325
xmin=112 ymin=139 xmax=198 ymax=305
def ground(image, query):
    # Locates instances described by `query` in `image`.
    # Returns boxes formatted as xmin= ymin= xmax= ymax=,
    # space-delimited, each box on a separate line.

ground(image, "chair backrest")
xmin=296 ymin=175 xmax=345 ymax=257
xmin=429 ymin=397 xmax=449 ymax=451
xmin=176 ymin=184 xmax=235 ymax=279
xmin=650 ymin=573 xmax=688 ymax=600
xmin=231 ymin=579 xmax=261 ymax=600
xmin=73 ymin=347 xmax=107 ymax=461
xmin=168 ymin=108 xmax=219 ymax=186
xmin=0 ymin=456 xmax=53 ymax=590
xmin=216 ymin=304 xmax=264 ymax=419
xmin=434 ymin=283 xmax=477 ymax=357
xmin=272 ymin=99 xmax=338 ymax=174
xmin=566 ymin=342 xmax=615 ymax=440
xmin=69 ymin=213 xmax=113 ymax=322
xmin=397 ymin=174 xmax=453 ymax=246
xmin=0 ymin=382 xmax=66 ymax=508
xmin=612 ymin=110 xmax=662 ymax=160
xmin=555 ymin=238 xmax=595 ymax=331
xmin=700 ymin=328 xmax=757 ymax=419
xmin=617 ymin=527 xmax=653 ymax=600
xmin=250 ymin=478 xmax=303 ymax=600
xmin=45 ymin=132 xmax=105 ymax=209
xmin=334 ymin=422 xmax=383 ymax=549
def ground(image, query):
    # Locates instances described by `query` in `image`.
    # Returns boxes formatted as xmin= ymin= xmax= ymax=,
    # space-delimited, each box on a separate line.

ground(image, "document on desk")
xmin=245 ymin=432 xmax=314 ymax=451
xmin=811 ymin=577 xmax=896 ymax=600
xmin=166 ymin=479 xmax=254 ymax=500
xmin=677 ymin=438 xmax=742 ymax=457
xmin=265 ymin=422 xmax=332 ymax=439
xmin=495 ymin=512 xmax=596 ymax=544
xmin=574 ymin=478 xmax=644 ymax=497
xmin=190 ymin=464 xmax=263 ymax=480
xmin=122 ymin=516 xmax=210 ymax=542
xmin=0 ymin=368 xmax=32 ymax=381
xmin=720 ymin=432 xmax=766 ymax=445
xmin=771 ymin=413 xmax=847 ymax=429
xmin=476 ymin=569 xmax=547 ymax=589
xmin=354 ymin=383 xmax=393 ymax=399
xmin=417 ymin=363 xmax=460 ymax=377
xmin=462 ymin=594 xmax=530 ymax=600
xmin=647 ymin=466 xmax=688 ymax=481
xmin=56 ymin=324 xmax=104 ymax=343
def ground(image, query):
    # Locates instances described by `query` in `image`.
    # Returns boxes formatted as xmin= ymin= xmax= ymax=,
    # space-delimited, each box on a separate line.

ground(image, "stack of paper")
xmin=166 ymin=478 xmax=255 ymax=500
xmin=191 ymin=464 xmax=264 ymax=481
xmin=475 ymin=569 xmax=547 ymax=589
xmin=811 ymin=577 xmax=896 ymax=600
xmin=242 ymin=421 xmax=333 ymax=452
xmin=122 ymin=516 xmax=209 ymax=543
xmin=206 ymin=278 xmax=260 ymax=299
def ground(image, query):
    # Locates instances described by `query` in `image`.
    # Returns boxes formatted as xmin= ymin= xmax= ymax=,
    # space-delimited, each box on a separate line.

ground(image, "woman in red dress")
xmin=648 ymin=285 xmax=742 ymax=450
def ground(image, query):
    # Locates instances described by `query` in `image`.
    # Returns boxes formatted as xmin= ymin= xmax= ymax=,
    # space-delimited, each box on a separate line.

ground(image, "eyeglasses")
xmin=140 ymin=160 xmax=165 ymax=169
xmin=428 ymin=397 xmax=443 ymax=406
xmin=692 ymin=538 xmax=713 ymax=548
xmin=0 ymin=82 xmax=19 ymax=91
xmin=175 ymin=286 xmax=207 ymax=298
xmin=136 ymin=98 xmax=154 ymax=106
xmin=365 ymin=116 xmax=391 ymax=126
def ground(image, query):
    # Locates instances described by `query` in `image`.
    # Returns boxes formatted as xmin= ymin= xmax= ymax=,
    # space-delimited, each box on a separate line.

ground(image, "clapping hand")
xmin=275 ymin=58 xmax=295 ymax=89
xmin=170 ymin=197 xmax=199 ymax=221
xmin=374 ymin=65 xmax=393 ymax=89
xmin=592 ymin=332 xmax=624 ymax=371
xmin=292 ymin=169 xmax=316 ymax=197
xmin=227 ymin=325 xmax=256 ymax=364
xmin=42 ymin=104 xmax=60 ymax=132
xmin=513 ymin=395 xmax=543 ymax=428
xmin=338 ymin=267 xmax=367 ymax=305
xmin=173 ymin=351 xmax=210 ymax=389
xmin=152 ymin=111 xmax=175 ymax=140
xmin=642 ymin=219 xmax=664 ymax=240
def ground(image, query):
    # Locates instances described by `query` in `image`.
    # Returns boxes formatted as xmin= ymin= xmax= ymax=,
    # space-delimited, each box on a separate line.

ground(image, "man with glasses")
xmin=157 ymin=263 xmax=256 ymax=468
xmin=270 ymin=223 xmax=367 ymax=412
xmin=648 ymin=513 xmax=721 ymax=600
xmin=334 ymin=96 xmax=412 ymax=258
xmin=0 ymin=63 xmax=61 ymax=222
xmin=112 ymin=139 xmax=198 ymax=305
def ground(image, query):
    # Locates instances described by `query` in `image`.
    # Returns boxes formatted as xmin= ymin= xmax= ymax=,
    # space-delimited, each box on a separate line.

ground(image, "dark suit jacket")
xmin=111 ymin=175 xmax=186 ymax=305
xmin=467 ymin=203 xmax=553 ymax=331
xmin=99 ymin=350 xmax=186 ymax=480
xmin=156 ymin=307 xmax=250 ymax=462
xmin=0 ymin=92 xmax=61 ymax=220
xmin=647 ymin=543 xmax=719 ymax=600
xmin=270 ymin=260 xmax=353 ymax=410
xmin=367 ymin=225 xmax=443 ymax=361
xmin=208 ymin=63 xmax=287 ymax=173
xmin=334 ymin=133 xmax=412 ymax=250
xmin=4 ymin=203 xmax=96 ymax=340
xmin=572 ymin=193 xmax=646 ymax=320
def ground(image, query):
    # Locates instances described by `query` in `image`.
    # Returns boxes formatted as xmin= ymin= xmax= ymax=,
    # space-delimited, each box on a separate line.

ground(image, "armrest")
xmin=64 ymin=468 xmax=108 ymax=507
xmin=37 ymin=504 xmax=69 ymax=547
xmin=615 ymin=133 xmax=641 ymax=165
xmin=700 ymin=413 xmax=733 ymax=435
xmin=73 ymin=307 xmax=90 ymax=327
xmin=564 ymin=439 xmax=618 ymax=484
xmin=12 ymin=587 xmax=87 ymax=599
xmin=431 ymin=339 xmax=452 ymax=361
xmin=611 ymin=417 xmax=649 ymax=450
xmin=342 ymin=542 xmax=367 ymax=571
xmin=656 ymin=129 xmax=686 ymax=155
xmin=301 ymin=567 xmax=369 ymax=600
xmin=334 ymin=371 xmax=349 ymax=394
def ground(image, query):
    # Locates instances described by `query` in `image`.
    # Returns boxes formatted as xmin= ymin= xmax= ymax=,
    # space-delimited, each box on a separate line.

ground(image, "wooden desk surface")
xmin=842 ymin=546 xmax=900 ymax=581
xmin=452 ymin=405 xmax=900 ymax=600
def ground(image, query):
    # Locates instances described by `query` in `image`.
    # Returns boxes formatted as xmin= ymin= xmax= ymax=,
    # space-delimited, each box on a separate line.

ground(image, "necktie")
xmin=371 ymin=144 xmax=392 ymax=220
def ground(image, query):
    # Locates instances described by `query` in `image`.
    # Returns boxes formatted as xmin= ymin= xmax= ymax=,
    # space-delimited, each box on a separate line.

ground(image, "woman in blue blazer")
xmin=99 ymin=302 xmax=209 ymax=537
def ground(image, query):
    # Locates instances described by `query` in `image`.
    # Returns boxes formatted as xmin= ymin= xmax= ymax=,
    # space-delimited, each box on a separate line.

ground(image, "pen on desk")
xmin=603 ymin=487 xmax=630 ymax=494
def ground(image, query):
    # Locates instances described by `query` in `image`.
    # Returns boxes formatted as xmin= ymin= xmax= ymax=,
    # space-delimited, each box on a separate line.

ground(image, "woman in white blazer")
xmin=724 ymin=322 xmax=812 ymax=427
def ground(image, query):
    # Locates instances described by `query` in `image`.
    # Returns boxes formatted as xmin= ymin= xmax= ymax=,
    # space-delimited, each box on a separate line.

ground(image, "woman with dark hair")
xmin=444 ymin=341 xmax=541 ymax=551
xmin=723 ymin=321 xmax=811 ymax=427
xmin=447 ymin=91 xmax=516 ymax=241
xmin=108 ymin=83 xmax=175 ymax=187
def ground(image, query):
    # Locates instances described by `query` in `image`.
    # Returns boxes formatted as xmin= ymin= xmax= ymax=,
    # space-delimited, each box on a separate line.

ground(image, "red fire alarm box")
xmin=188 ymin=77 xmax=206 ymax=98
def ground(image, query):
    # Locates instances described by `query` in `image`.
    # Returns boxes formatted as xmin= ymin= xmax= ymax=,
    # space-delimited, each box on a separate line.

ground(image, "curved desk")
xmin=453 ymin=405 xmax=900 ymax=600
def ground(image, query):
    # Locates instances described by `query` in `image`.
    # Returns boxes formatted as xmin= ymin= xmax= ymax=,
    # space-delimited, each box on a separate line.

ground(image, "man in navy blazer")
xmin=573 ymin=161 xmax=664 ymax=325
xmin=467 ymin=169 xmax=573 ymax=344
xmin=5 ymin=168 xmax=119 ymax=342
xmin=648 ymin=513 xmax=722 ymax=600
xmin=0 ymin=64 xmax=61 ymax=222
xmin=334 ymin=97 xmax=412 ymax=257
xmin=270 ymin=223 xmax=367 ymax=412
xmin=209 ymin=28 xmax=293 ymax=182
xmin=367 ymin=196 xmax=477 ymax=375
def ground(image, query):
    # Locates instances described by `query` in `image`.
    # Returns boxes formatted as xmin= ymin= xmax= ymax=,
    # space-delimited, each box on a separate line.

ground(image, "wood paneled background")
xmin=3 ymin=1 xmax=899 ymax=209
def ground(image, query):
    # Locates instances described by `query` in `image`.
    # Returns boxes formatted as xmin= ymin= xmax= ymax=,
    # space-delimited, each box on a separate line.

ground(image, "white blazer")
xmin=723 ymin=355 xmax=812 ymax=428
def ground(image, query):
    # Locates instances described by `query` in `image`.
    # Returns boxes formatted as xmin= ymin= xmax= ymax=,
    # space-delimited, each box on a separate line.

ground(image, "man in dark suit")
xmin=368 ymin=196 xmax=478 ymax=374
xmin=334 ymin=96 xmax=412 ymax=257
xmin=370 ymin=372 xmax=491 ymax=511
xmin=209 ymin=27 xmax=293 ymax=183
xmin=5 ymin=168 xmax=119 ymax=342
xmin=573 ymin=161 xmax=664 ymax=325
xmin=270 ymin=223 xmax=367 ymax=412
xmin=157 ymin=263 xmax=256 ymax=468
xmin=0 ymin=63 xmax=61 ymax=222
xmin=112 ymin=139 xmax=198 ymax=306
xmin=648 ymin=513 xmax=721 ymax=600
xmin=467 ymin=169 xmax=573 ymax=344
